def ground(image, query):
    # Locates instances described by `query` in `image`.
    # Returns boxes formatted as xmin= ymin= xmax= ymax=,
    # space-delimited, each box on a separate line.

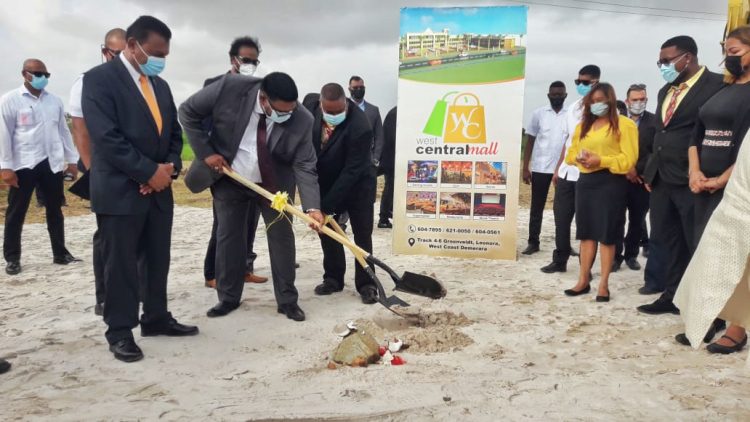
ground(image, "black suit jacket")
xmin=634 ymin=111 xmax=656 ymax=175
xmin=311 ymin=100 xmax=375 ymax=214
xmin=380 ymin=106 xmax=397 ymax=172
xmin=82 ymin=57 xmax=183 ymax=215
xmin=643 ymin=69 xmax=725 ymax=185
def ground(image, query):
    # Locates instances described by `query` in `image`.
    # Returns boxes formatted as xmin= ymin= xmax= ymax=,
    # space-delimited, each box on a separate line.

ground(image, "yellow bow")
xmin=270 ymin=191 xmax=289 ymax=212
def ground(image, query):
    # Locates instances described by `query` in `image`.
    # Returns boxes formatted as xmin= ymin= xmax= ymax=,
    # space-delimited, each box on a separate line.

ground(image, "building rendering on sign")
xmin=400 ymin=28 xmax=522 ymax=59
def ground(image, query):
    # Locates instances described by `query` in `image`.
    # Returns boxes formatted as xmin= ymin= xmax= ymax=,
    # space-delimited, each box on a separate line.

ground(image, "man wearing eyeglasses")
xmin=0 ymin=59 xmax=80 ymax=276
xmin=638 ymin=36 xmax=724 ymax=315
xmin=201 ymin=36 xmax=269 ymax=291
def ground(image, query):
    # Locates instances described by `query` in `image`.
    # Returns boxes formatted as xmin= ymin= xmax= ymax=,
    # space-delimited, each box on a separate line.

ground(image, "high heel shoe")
xmin=596 ymin=289 xmax=610 ymax=302
xmin=564 ymin=285 xmax=591 ymax=296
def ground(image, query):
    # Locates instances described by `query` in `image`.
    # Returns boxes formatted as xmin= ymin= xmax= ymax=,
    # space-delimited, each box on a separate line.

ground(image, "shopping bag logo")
xmin=422 ymin=92 xmax=486 ymax=144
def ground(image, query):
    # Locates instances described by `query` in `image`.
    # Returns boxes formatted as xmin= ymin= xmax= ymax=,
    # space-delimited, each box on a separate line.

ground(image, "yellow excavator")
xmin=725 ymin=0 xmax=750 ymax=51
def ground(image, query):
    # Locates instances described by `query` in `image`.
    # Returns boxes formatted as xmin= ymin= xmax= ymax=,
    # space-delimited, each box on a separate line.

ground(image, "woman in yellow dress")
xmin=562 ymin=83 xmax=639 ymax=302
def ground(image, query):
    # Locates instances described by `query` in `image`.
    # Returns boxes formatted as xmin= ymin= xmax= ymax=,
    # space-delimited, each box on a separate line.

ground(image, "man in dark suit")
xmin=179 ymin=72 xmax=324 ymax=322
xmin=348 ymin=76 xmax=383 ymax=167
xmin=306 ymin=83 xmax=378 ymax=304
xmin=378 ymin=106 xmax=397 ymax=228
xmin=638 ymin=36 xmax=725 ymax=315
xmin=613 ymin=84 xmax=657 ymax=272
xmin=202 ymin=36 xmax=268 ymax=288
xmin=82 ymin=16 xmax=199 ymax=363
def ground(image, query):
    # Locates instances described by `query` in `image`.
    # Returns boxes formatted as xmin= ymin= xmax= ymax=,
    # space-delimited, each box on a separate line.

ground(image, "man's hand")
xmin=1 ymin=169 xmax=18 ymax=188
xmin=307 ymin=210 xmax=325 ymax=233
xmin=148 ymin=163 xmax=174 ymax=192
xmin=204 ymin=154 xmax=228 ymax=173
xmin=522 ymin=168 xmax=532 ymax=185
xmin=551 ymin=172 xmax=559 ymax=186
xmin=66 ymin=164 xmax=79 ymax=181
xmin=625 ymin=168 xmax=642 ymax=184
xmin=689 ymin=170 xmax=707 ymax=194
xmin=644 ymin=183 xmax=652 ymax=192
xmin=139 ymin=184 xmax=155 ymax=195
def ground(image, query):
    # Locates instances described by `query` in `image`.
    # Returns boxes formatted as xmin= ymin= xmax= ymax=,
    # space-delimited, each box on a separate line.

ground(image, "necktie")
xmin=662 ymin=83 xmax=686 ymax=127
xmin=256 ymin=114 xmax=276 ymax=192
xmin=139 ymin=75 xmax=162 ymax=135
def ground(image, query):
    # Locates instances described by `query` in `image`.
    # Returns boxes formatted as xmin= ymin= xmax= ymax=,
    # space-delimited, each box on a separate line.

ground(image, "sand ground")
xmin=1 ymin=205 xmax=749 ymax=421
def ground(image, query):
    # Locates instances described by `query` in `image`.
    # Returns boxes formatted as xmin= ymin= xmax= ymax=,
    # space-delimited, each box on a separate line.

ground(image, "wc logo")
xmin=423 ymin=92 xmax=487 ymax=143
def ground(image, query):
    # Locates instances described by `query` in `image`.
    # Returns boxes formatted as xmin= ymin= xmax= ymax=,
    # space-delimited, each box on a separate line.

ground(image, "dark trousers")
xmin=640 ymin=220 xmax=649 ymax=248
xmin=643 ymin=234 xmax=666 ymax=291
xmin=92 ymin=227 xmax=146 ymax=306
xmin=528 ymin=171 xmax=554 ymax=245
xmin=212 ymin=178 xmax=298 ymax=306
xmin=204 ymin=200 xmax=260 ymax=280
xmin=319 ymin=180 xmax=376 ymax=293
xmin=615 ymin=181 xmax=650 ymax=260
xmin=693 ymin=190 xmax=724 ymax=244
xmin=3 ymin=159 xmax=69 ymax=262
xmin=379 ymin=168 xmax=394 ymax=221
xmin=97 ymin=202 xmax=173 ymax=345
xmin=650 ymin=180 xmax=695 ymax=302
xmin=551 ymin=177 xmax=576 ymax=264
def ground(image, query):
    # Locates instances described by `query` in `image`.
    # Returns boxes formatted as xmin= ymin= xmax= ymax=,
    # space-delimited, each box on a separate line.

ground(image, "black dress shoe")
xmin=596 ymin=289 xmax=610 ymax=302
xmin=0 ymin=358 xmax=11 ymax=374
xmin=377 ymin=220 xmax=393 ymax=229
xmin=641 ymin=246 xmax=649 ymax=258
xmin=360 ymin=285 xmax=378 ymax=304
xmin=611 ymin=259 xmax=623 ymax=273
xmin=109 ymin=338 xmax=143 ymax=363
xmin=625 ymin=258 xmax=641 ymax=271
xmin=707 ymin=335 xmax=748 ymax=354
xmin=564 ymin=285 xmax=591 ymax=296
xmin=540 ymin=262 xmax=566 ymax=273
xmin=295 ymin=262 xmax=300 ymax=269
xmin=5 ymin=261 xmax=21 ymax=275
xmin=570 ymin=250 xmax=580 ymax=257
xmin=638 ymin=286 xmax=662 ymax=295
xmin=637 ymin=298 xmax=680 ymax=315
xmin=94 ymin=303 xmax=104 ymax=316
xmin=675 ymin=320 xmax=726 ymax=346
xmin=277 ymin=303 xmax=305 ymax=321
xmin=675 ymin=333 xmax=691 ymax=346
xmin=314 ymin=282 xmax=343 ymax=296
xmin=521 ymin=244 xmax=540 ymax=255
xmin=53 ymin=253 xmax=82 ymax=265
xmin=141 ymin=319 xmax=199 ymax=337
xmin=207 ymin=301 xmax=240 ymax=318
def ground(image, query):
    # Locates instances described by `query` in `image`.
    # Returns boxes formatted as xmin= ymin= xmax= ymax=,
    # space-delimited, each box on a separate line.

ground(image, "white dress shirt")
xmin=557 ymin=97 xmax=583 ymax=181
xmin=525 ymin=104 xmax=568 ymax=174
xmin=119 ymin=53 xmax=154 ymax=98
xmin=233 ymin=91 xmax=274 ymax=183
xmin=0 ymin=84 xmax=79 ymax=172
xmin=68 ymin=74 xmax=84 ymax=118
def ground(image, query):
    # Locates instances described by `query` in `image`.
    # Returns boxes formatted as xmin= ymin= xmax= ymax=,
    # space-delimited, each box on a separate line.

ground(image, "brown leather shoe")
xmin=205 ymin=279 xmax=216 ymax=288
xmin=245 ymin=273 xmax=268 ymax=284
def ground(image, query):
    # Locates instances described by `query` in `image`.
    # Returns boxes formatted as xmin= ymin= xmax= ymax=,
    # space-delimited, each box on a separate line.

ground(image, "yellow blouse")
xmin=565 ymin=115 xmax=639 ymax=174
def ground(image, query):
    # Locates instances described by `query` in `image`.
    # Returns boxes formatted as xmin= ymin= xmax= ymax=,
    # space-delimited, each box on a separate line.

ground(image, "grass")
xmin=399 ymin=55 xmax=526 ymax=84
xmin=181 ymin=133 xmax=195 ymax=161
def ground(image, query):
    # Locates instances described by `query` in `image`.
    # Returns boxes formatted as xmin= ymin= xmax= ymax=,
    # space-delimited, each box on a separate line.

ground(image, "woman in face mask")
xmin=674 ymin=26 xmax=750 ymax=354
xmin=561 ymin=82 xmax=639 ymax=302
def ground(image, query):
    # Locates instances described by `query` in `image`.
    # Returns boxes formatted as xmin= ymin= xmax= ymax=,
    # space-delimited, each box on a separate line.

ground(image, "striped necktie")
xmin=663 ymin=83 xmax=687 ymax=127
xmin=139 ymin=75 xmax=162 ymax=134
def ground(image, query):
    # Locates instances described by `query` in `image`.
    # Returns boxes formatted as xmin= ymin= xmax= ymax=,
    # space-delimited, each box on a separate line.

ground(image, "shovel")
xmin=221 ymin=167 xmax=447 ymax=313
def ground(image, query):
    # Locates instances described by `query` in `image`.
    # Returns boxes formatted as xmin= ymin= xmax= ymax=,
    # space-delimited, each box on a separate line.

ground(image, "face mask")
xmin=628 ymin=100 xmax=647 ymax=115
xmin=350 ymin=87 xmax=365 ymax=101
xmin=590 ymin=102 xmax=609 ymax=117
xmin=238 ymin=63 xmax=258 ymax=76
xmin=725 ymin=54 xmax=748 ymax=78
xmin=27 ymin=73 xmax=49 ymax=90
xmin=136 ymin=41 xmax=166 ymax=76
xmin=549 ymin=97 xmax=565 ymax=108
xmin=323 ymin=110 xmax=347 ymax=126
xmin=576 ymin=83 xmax=592 ymax=97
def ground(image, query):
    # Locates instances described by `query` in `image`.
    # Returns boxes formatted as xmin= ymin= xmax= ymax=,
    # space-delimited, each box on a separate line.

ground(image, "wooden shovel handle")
xmin=327 ymin=218 xmax=370 ymax=269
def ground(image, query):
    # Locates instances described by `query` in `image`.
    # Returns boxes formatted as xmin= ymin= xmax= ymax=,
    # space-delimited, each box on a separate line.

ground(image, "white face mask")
xmin=628 ymin=100 xmax=647 ymax=115
xmin=238 ymin=63 xmax=257 ymax=76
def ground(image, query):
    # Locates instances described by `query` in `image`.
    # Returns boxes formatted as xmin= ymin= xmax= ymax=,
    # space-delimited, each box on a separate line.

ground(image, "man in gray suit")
xmin=179 ymin=72 xmax=324 ymax=322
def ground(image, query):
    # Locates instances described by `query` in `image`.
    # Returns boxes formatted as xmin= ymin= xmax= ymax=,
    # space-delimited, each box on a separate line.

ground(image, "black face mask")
xmin=548 ymin=96 xmax=565 ymax=108
xmin=725 ymin=54 xmax=747 ymax=78
xmin=350 ymin=87 xmax=365 ymax=100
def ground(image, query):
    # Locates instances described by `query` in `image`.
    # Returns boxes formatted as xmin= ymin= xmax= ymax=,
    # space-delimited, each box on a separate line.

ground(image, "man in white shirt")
xmin=0 ymin=59 xmax=80 ymax=275
xmin=541 ymin=65 xmax=600 ymax=274
xmin=522 ymin=81 xmax=568 ymax=255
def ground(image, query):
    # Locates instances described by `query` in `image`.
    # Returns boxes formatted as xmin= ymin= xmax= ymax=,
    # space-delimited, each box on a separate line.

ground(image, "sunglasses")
xmin=574 ymin=79 xmax=596 ymax=86
xmin=236 ymin=56 xmax=260 ymax=65
xmin=101 ymin=45 xmax=123 ymax=56
xmin=25 ymin=71 xmax=51 ymax=78
xmin=629 ymin=83 xmax=647 ymax=90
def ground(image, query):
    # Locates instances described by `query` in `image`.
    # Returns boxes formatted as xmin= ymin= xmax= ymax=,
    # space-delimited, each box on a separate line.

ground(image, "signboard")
xmin=393 ymin=6 xmax=527 ymax=260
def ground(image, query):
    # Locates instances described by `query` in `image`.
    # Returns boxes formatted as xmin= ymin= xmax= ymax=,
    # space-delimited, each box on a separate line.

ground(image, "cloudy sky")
xmin=0 ymin=0 xmax=727 ymax=125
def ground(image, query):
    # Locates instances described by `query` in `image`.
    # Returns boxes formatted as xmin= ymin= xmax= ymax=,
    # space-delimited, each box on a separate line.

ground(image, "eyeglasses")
xmin=574 ymin=79 xmax=596 ymax=86
xmin=101 ymin=45 xmax=123 ymax=56
xmin=236 ymin=56 xmax=260 ymax=65
xmin=656 ymin=52 xmax=687 ymax=67
xmin=25 ymin=71 xmax=51 ymax=78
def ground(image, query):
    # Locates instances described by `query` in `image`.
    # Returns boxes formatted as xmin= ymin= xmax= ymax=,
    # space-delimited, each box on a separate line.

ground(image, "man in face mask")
xmin=348 ymin=76 xmax=384 ymax=172
xmin=310 ymin=83 xmax=378 ymax=305
xmin=612 ymin=84 xmax=657 ymax=277
xmin=637 ymin=35 xmax=724 ymax=316
xmin=200 ymin=36 xmax=269 ymax=291
xmin=0 ymin=59 xmax=80 ymax=276
xmin=82 ymin=15 xmax=199 ymax=362
xmin=522 ymin=81 xmax=568 ymax=256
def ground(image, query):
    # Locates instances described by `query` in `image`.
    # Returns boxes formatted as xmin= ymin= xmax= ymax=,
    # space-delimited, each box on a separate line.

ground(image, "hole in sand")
xmin=357 ymin=310 xmax=474 ymax=353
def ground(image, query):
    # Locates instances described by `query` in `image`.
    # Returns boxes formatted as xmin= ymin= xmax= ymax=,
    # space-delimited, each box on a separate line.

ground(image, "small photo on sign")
xmin=407 ymin=160 xmax=439 ymax=186
xmin=473 ymin=193 xmax=506 ymax=220
xmin=474 ymin=161 xmax=507 ymax=189
xmin=406 ymin=191 xmax=438 ymax=218
xmin=440 ymin=161 xmax=473 ymax=188
xmin=440 ymin=192 xmax=472 ymax=220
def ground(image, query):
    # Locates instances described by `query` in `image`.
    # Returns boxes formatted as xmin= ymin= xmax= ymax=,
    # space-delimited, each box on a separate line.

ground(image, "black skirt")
xmin=575 ymin=170 xmax=628 ymax=245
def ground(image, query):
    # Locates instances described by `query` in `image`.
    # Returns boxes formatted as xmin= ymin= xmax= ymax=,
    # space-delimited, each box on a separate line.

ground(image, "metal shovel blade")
xmin=394 ymin=272 xmax=447 ymax=300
